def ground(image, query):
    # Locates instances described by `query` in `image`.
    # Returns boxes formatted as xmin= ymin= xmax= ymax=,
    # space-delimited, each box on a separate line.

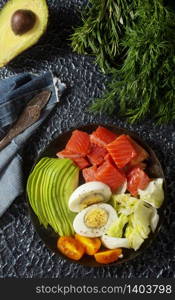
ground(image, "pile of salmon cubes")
xmin=57 ymin=126 xmax=150 ymax=196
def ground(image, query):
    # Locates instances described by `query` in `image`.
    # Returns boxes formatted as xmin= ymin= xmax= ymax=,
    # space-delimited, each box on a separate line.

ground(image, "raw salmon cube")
xmin=73 ymin=157 xmax=90 ymax=169
xmin=83 ymin=165 xmax=98 ymax=182
xmin=66 ymin=130 xmax=90 ymax=156
xmin=104 ymin=153 xmax=116 ymax=166
xmin=95 ymin=160 xmax=126 ymax=191
xmin=125 ymin=162 xmax=147 ymax=174
xmin=57 ymin=149 xmax=89 ymax=169
xmin=106 ymin=134 xmax=137 ymax=168
xmin=57 ymin=149 xmax=83 ymax=159
xmin=127 ymin=136 xmax=149 ymax=167
xmin=127 ymin=167 xmax=151 ymax=196
xmin=87 ymin=143 xmax=107 ymax=165
xmin=90 ymin=126 xmax=118 ymax=147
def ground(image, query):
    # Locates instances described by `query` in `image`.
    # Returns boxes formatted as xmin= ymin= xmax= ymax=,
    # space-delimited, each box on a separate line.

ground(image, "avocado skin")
xmin=0 ymin=0 xmax=49 ymax=67
xmin=27 ymin=157 xmax=79 ymax=236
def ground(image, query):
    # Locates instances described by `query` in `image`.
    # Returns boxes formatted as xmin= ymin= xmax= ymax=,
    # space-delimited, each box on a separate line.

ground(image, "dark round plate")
xmin=26 ymin=124 xmax=166 ymax=267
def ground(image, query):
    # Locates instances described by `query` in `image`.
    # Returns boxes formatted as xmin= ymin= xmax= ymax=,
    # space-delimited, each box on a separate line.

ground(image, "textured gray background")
xmin=0 ymin=0 xmax=175 ymax=278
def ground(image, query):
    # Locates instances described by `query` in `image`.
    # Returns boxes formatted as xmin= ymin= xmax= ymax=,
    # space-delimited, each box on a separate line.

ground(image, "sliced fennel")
xmin=138 ymin=178 xmax=164 ymax=208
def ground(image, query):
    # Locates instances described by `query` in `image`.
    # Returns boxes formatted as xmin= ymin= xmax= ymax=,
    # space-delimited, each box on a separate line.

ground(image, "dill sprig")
xmin=70 ymin=0 xmax=135 ymax=72
xmin=90 ymin=0 xmax=175 ymax=123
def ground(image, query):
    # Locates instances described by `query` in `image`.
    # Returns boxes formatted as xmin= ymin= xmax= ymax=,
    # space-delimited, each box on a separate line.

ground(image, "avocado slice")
xmin=34 ymin=159 xmax=56 ymax=227
xmin=43 ymin=159 xmax=68 ymax=234
xmin=60 ymin=167 xmax=79 ymax=233
xmin=27 ymin=157 xmax=51 ymax=227
xmin=27 ymin=157 xmax=80 ymax=236
xmin=55 ymin=162 xmax=77 ymax=235
xmin=0 ymin=0 xmax=48 ymax=67
xmin=44 ymin=159 xmax=77 ymax=236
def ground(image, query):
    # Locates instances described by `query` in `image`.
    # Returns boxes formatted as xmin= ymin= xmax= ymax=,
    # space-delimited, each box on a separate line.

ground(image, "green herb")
xmin=71 ymin=0 xmax=175 ymax=123
xmin=90 ymin=0 xmax=175 ymax=123
xmin=71 ymin=0 xmax=135 ymax=72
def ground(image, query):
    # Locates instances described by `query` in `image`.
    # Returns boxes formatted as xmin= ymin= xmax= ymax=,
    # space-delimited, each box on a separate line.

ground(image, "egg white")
xmin=69 ymin=181 xmax=112 ymax=212
xmin=73 ymin=203 xmax=118 ymax=237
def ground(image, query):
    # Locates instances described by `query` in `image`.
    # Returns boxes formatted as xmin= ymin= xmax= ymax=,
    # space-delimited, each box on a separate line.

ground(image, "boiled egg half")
xmin=68 ymin=181 xmax=112 ymax=212
xmin=73 ymin=203 xmax=117 ymax=237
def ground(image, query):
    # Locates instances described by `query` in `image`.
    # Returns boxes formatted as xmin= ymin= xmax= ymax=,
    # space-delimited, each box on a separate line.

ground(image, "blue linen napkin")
xmin=0 ymin=71 xmax=66 ymax=217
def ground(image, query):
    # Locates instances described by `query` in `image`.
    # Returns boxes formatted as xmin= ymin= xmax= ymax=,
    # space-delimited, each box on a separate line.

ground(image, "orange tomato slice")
xmin=94 ymin=249 xmax=122 ymax=264
xmin=57 ymin=236 xmax=85 ymax=261
xmin=75 ymin=234 xmax=101 ymax=255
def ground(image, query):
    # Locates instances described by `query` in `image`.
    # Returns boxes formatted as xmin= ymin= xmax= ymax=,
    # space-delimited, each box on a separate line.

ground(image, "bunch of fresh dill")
xmin=71 ymin=0 xmax=175 ymax=123
xmin=71 ymin=0 xmax=135 ymax=72
xmin=90 ymin=0 xmax=175 ymax=123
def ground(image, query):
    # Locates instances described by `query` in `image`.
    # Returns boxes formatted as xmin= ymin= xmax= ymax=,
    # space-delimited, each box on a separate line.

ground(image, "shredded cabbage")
xmin=107 ymin=215 xmax=128 ymax=237
xmin=131 ymin=201 xmax=153 ymax=239
xmin=125 ymin=222 xmax=145 ymax=251
xmin=111 ymin=194 xmax=139 ymax=216
xmin=150 ymin=207 xmax=159 ymax=232
xmin=109 ymin=192 xmax=160 ymax=251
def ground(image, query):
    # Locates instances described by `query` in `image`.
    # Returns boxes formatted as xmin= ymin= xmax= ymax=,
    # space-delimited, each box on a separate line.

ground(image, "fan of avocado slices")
xmin=27 ymin=157 xmax=79 ymax=236
xmin=0 ymin=0 xmax=48 ymax=67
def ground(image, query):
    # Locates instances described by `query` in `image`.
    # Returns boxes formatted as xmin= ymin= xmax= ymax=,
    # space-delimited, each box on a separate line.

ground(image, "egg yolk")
xmin=80 ymin=194 xmax=104 ymax=209
xmin=84 ymin=208 xmax=108 ymax=228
